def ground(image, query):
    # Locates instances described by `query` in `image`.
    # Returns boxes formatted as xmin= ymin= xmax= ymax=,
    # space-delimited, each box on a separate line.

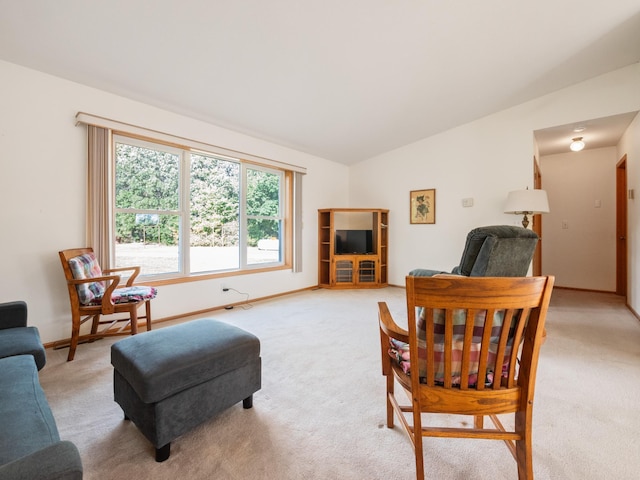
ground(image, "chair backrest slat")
xmin=443 ymin=310 xmax=454 ymax=388
xmin=492 ymin=309 xmax=514 ymax=390
xmin=424 ymin=308 xmax=436 ymax=386
xmin=406 ymin=276 xmax=552 ymax=392
xmin=460 ymin=311 xmax=476 ymax=389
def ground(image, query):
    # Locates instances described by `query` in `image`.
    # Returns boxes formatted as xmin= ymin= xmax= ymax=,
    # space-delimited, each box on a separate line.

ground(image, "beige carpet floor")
xmin=39 ymin=287 xmax=640 ymax=479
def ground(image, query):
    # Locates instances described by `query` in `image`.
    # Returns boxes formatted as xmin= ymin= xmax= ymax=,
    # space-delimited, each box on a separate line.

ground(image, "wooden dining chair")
xmin=378 ymin=275 xmax=554 ymax=480
xmin=58 ymin=247 xmax=157 ymax=361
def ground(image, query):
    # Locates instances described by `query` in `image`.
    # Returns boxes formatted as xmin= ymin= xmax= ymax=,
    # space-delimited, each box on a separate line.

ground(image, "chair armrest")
xmin=103 ymin=265 xmax=140 ymax=287
xmin=66 ymin=274 xmax=121 ymax=288
xmin=378 ymin=302 xmax=408 ymax=344
xmin=0 ymin=301 xmax=28 ymax=330
xmin=0 ymin=441 xmax=83 ymax=480
xmin=378 ymin=302 xmax=408 ymax=376
xmin=67 ymin=275 xmax=121 ymax=313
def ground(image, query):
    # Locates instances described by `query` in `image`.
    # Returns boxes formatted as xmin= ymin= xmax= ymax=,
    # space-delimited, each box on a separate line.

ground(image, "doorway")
xmin=534 ymin=112 xmax=637 ymax=291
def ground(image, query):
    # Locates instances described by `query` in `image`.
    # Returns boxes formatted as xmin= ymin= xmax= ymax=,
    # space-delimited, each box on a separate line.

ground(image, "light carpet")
xmin=39 ymin=287 xmax=640 ymax=479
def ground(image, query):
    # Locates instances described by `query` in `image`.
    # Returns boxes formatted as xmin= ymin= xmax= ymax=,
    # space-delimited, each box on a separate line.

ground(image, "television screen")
xmin=335 ymin=230 xmax=373 ymax=254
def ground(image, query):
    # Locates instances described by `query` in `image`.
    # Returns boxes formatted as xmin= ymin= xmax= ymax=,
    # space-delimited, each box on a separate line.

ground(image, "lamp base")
xmin=521 ymin=213 xmax=530 ymax=229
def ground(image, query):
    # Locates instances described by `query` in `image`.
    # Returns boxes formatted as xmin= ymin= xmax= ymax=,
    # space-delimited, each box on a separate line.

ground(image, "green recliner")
xmin=410 ymin=225 xmax=539 ymax=278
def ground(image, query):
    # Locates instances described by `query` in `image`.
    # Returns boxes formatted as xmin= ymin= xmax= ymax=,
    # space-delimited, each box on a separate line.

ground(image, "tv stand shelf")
xmin=318 ymin=208 xmax=388 ymax=289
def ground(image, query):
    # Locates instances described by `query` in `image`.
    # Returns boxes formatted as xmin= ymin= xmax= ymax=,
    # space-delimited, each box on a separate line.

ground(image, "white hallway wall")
xmin=0 ymin=59 xmax=349 ymax=344
xmin=617 ymin=112 xmax=640 ymax=310
xmin=349 ymin=63 xmax=640 ymax=312
xmin=541 ymin=147 xmax=618 ymax=292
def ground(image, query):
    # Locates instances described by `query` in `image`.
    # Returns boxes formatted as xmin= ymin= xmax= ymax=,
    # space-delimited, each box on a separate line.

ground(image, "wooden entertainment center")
xmin=317 ymin=208 xmax=388 ymax=288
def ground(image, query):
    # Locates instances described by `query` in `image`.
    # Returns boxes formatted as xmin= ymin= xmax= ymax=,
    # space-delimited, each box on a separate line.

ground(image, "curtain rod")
xmin=75 ymin=112 xmax=307 ymax=174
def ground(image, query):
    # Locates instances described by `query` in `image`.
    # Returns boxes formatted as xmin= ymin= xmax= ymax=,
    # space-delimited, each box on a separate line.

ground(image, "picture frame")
xmin=410 ymin=189 xmax=436 ymax=224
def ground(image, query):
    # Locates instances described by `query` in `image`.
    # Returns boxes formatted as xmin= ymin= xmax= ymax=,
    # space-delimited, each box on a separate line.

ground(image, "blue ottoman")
xmin=111 ymin=319 xmax=261 ymax=462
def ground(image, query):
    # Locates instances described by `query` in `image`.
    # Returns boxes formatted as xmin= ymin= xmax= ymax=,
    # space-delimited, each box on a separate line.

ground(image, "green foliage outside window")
xmin=115 ymin=143 xmax=281 ymax=248
xmin=246 ymin=168 xmax=280 ymax=246
xmin=115 ymin=143 xmax=180 ymax=245
xmin=190 ymin=154 xmax=240 ymax=247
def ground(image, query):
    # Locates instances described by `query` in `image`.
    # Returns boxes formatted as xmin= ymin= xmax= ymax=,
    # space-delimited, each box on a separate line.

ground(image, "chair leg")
xmin=515 ymin=410 xmax=534 ymax=479
xmin=90 ymin=314 xmax=100 ymax=334
xmin=412 ymin=405 xmax=425 ymax=480
xmin=130 ymin=305 xmax=138 ymax=335
xmin=67 ymin=314 xmax=81 ymax=362
xmin=145 ymin=300 xmax=152 ymax=331
xmin=386 ymin=374 xmax=395 ymax=428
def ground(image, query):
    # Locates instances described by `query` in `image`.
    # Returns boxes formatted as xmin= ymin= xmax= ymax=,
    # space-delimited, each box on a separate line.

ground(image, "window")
xmin=113 ymin=135 xmax=287 ymax=278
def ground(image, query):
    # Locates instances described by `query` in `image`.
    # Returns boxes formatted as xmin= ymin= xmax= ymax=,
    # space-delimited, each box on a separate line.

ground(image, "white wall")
xmin=349 ymin=115 xmax=529 ymax=278
xmin=540 ymin=147 xmax=618 ymax=291
xmin=3 ymin=59 xmax=640 ymax=344
xmin=349 ymin=63 xmax=640 ymax=305
xmin=0 ymin=60 xmax=349 ymax=344
xmin=618 ymin=112 xmax=640 ymax=311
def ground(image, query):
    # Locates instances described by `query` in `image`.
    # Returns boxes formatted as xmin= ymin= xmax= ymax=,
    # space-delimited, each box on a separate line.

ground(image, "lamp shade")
xmin=504 ymin=189 xmax=550 ymax=214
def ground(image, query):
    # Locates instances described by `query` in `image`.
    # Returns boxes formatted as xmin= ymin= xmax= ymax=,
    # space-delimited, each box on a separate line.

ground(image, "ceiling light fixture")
xmin=570 ymin=137 xmax=585 ymax=152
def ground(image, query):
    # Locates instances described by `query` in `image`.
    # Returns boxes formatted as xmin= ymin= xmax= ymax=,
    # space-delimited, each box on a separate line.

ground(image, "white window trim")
xmin=81 ymin=114 xmax=304 ymax=280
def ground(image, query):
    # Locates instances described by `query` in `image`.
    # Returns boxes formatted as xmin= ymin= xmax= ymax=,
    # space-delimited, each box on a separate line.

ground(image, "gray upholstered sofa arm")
xmin=0 ymin=301 xmax=28 ymax=330
xmin=0 ymin=441 xmax=82 ymax=480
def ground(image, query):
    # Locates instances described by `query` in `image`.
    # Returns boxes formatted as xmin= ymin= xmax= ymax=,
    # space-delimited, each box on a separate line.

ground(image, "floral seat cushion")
xmin=85 ymin=285 xmax=158 ymax=306
xmin=68 ymin=253 xmax=157 ymax=306
xmin=388 ymin=307 xmax=518 ymax=387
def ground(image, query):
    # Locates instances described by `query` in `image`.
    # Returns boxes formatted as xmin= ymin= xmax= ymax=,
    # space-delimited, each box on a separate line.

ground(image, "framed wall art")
xmin=410 ymin=189 xmax=435 ymax=224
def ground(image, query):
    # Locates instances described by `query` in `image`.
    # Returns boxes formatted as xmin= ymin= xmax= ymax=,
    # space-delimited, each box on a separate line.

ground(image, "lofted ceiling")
xmin=1 ymin=1 xmax=639 ymax=165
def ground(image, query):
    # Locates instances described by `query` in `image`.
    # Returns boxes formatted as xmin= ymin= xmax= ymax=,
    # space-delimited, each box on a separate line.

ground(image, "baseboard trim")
xmin=43 ymin=285 xmax=317 ymax=350
xmin=553 ymin=285 xmax=617 ymax=294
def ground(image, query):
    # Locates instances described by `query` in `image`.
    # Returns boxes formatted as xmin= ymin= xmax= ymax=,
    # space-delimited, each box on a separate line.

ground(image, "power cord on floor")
xmin=225 ymin=287 xmax=253 ymax=310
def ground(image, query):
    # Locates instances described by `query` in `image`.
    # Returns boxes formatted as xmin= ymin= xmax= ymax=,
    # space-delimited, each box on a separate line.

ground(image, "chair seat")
xmin=86 ymin=286 xmax=157 ymax=306
xmin=0 ymin=326 xmax=46 ymax=371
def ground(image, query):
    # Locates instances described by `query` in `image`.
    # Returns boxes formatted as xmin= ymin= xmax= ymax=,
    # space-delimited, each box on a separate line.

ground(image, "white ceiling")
xmin=535 ymin=111 xmax=638 ymax=157
xmin=1 ymin=1 xmax=639 ymax=164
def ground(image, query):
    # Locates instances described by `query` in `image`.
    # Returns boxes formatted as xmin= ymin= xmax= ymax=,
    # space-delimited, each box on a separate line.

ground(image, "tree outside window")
xmin=113 ymin=136 xmax=285 ymax=276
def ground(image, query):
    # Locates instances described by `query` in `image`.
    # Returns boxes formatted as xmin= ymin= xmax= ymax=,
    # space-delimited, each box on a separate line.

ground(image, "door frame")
xmin=616 ymin=155 xmax=628 ymax=296
xmin=532 ymin=157 xmax=543 ymax=276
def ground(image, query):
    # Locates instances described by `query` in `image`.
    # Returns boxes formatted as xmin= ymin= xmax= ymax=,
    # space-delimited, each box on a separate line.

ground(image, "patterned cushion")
xmin=388 ymin=308 xmax=517 ymax=387
xmin=85 ymin=285 xmax=158 ymax=306
xmin=68 ymin=253 xmax=106 ymax=305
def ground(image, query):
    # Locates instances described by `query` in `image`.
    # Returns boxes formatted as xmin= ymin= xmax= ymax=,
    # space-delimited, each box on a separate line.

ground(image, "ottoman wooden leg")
xmin=243 ymin=395 xmax=253 ymax=409
xmin=156 ymin=443 xmax=171 ymax=462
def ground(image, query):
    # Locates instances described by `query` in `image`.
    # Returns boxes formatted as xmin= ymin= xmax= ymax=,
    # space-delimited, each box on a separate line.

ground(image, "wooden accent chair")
xmin=378 ymin=275 xmax=554 ymax=480
xmin=58 ymin=248 xmax=157 ymax=361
